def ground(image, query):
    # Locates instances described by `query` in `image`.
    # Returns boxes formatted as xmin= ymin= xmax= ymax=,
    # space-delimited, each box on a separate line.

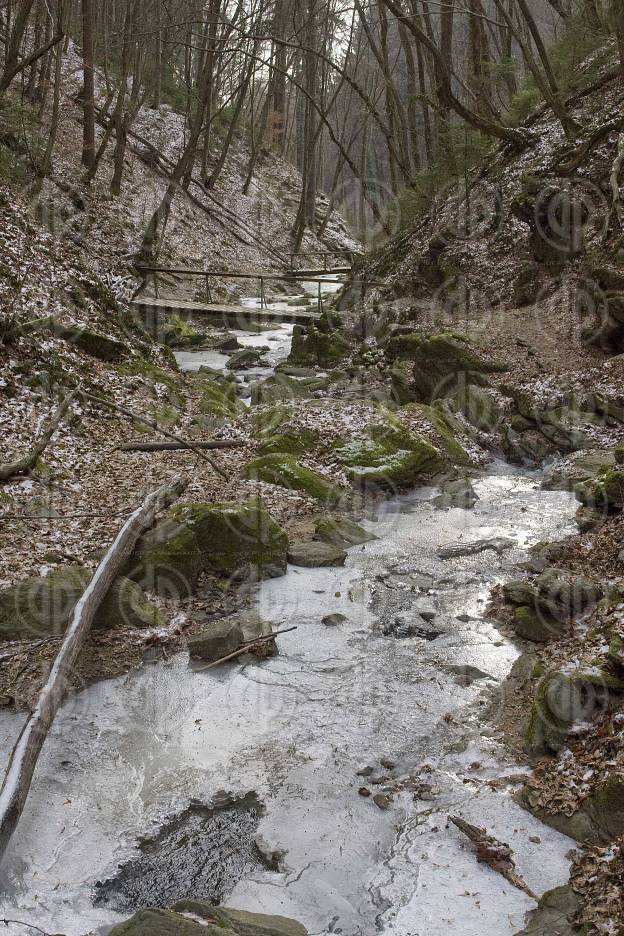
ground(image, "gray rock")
xmin=433 ymin=478 xmax=478 ymax=510
xmin=226 ymin=348 xmax=266 ymax=370
xmin=314 ymin=514 xmax=377 ymax=548
xmin=512 ymin=886 xmax=580 ymax=936
xmin=188 ymin=620 xmax=245 ymax=662
xmin=322 ymin=613 xmax=347 ymax=626
xmin=108 ymin=903 xmax=308 ymax=935
xmin=437 ymin=537 xmax=514 ymax=560
xmin=287 ymin=542 xmax=347 ymax=567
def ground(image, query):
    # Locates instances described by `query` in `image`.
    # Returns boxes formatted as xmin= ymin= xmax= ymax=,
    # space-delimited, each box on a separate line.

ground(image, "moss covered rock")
xmin=200 ymin=380 xmax=246 ymax=420
xmin=336 ymin=411 xmax=446 ymax=489
xmin=257 ymin=426 xmax=320 ymax=456
xmin=287 ymin=541 xmax=347 ymax=567
xmin=448 ymin=384 xmax=501 ymax=433
xmin=250 ymin=374 xmax=311 ymax=406
xmin=0 ymin=567 xmax=163 ymax=641
xmin=243 ymin=454 xmax=343 ymax=503
xmin=512 ymin=885 xmax=582 ymax=936
xmin=109 ymin=902 xmax=308 ymax=936
xmin=512 ymin=605 xmax=562 ymax=643
xmin=226 ymin=348 xmax=266 ymax=370
xmin=314 ymin=514 xmax=376 ymax=547
xmin=406 ymin=403 xmax=473 ymax=466
xmin=46 ymin=321 xmax=127 ymax=361
xmin=287 ymin=311 xmax=350 ymax=368
xmin=575 ymin=466 xmax=624 ymax=513
xmin=408 ymin=332 xmax=506 ymax=402
xmin=526 ymin=667 xmax=624 ymax=754
xmin=128 ymin=499 xmax=288 ymax=594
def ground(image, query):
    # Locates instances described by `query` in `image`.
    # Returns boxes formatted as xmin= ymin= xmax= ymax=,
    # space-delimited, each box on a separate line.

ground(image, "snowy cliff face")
xmin=13 ymin=41 xmax=358 ymax=294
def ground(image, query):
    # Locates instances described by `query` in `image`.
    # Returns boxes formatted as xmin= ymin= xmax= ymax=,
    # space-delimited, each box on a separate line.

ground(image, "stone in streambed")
xmin=188 ymin=620 xmax=245 ymax=662
xmin=322 ymin=613 xmax=347 ymax=626
xmin=0 ymin=567 xmax=163 ymax=641
xmin=512 ymin=605 xmax=563 ymax=643
xmin=512 ymin=885 xmax=581 ymax=936
xmin=108 ymin=902 xmax=308 ymax=936
xmin=314 ymin=514 xmax=376 ymax=548
xmin=433 ymin=478 xmax=478 ymax=510
xmin=288 ymin=542 xmax=347 ymax=567
xmin=226 ymin=348 xmax=266 ymax=370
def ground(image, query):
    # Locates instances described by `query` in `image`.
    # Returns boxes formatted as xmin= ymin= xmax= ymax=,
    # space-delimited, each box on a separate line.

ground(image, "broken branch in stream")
xmin=195 ymin=626 xmax=298 ymax=671
xmin=449 ymin=815 xmax=537 ymax=899
xmin=79 ymin=390 xmax=228 ymax=479
xmin=0 ymin=478 xmax=188 ymax=864
xmin=0 ymin=390 xmax=77 ymax=482
xmin=117 ymin=439 xmax=245 ymax=453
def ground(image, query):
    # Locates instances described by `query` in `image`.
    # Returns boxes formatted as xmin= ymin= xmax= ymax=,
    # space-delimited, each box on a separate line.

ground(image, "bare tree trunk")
xmin=0 ymin=479 xmax=187 ymax=864
xmin=81 ymin=0 xmax=96 ymax=169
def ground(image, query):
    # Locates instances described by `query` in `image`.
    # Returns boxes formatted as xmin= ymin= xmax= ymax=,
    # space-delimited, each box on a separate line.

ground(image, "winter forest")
xmin=1 ymin=1 xmax=624 ymax=936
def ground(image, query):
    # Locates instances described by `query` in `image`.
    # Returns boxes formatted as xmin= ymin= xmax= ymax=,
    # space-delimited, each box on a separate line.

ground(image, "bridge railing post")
xmin=260 ymin=276 xmax=266 ymax=310
xmin=153 ymin=270 xmax=159 ymax=299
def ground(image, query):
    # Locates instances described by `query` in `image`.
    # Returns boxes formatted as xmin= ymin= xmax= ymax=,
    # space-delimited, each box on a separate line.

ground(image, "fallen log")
xmin=194 ymin=626 xmax=297 ymax=672
xmin=449 ymin=815 xmax=536 ymax=899
xmin=0 ymin=477 xmax=187 ymax=863
xmin=118 ymin=439 xmax=245 ymax=453
xmin=0 ymin=390 xmax=77 ymax=482
xmin=80 ymin=390 xmax=228 ymax=479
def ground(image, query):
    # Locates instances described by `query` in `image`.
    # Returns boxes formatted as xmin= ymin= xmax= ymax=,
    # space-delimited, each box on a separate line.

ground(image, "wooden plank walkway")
xmin=132 ymin=295 xmax=321 ymax=327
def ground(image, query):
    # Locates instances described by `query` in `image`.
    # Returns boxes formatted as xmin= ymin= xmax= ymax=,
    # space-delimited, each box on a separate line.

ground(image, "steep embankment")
xmin=3 ymin=39 xmax=358 ymax=299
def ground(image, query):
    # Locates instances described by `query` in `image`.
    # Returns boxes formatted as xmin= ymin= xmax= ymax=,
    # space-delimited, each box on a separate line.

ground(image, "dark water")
xmin=94 ymin=791 xmax=273 ymax=913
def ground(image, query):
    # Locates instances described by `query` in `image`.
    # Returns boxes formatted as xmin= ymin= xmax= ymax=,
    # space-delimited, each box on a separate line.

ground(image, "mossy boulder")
xmin=520 ymin=773 xmax=624 ymax=848
xmin=200 ymin=380 xmax=246 ymax=420
xmin=287 ymin=312 xmax=350 ymax=368
xmin=128 ymin=499 xmax=288 ymax=594
xmin=543 ymin=450 xmax=615 ymax=491
xmin=512 ymin=605 xmax=562 ymax=643
xmin=109 ymin=901 xmax=308 ymax=936
xmin=408 ymin=332 xmax=506 ymax=403
xmin=575 ymin=466 xmax=624 ymax=513
xmin=46 ymin=321 xmax=127 ymax=361
xmin=0 ymin=567 xmax=163 ymax=641
xmin=432 ymin=477 xmax=478 ymax=510
xmin=405 ymin=403 xmax=473 ymax=466
xmin=287 ymin=541 xmax=347 ymax=567
xmin=250 ymin=374 xmax=311 ymax=406
xmin=314 ymin=514 xmax=377 ymax=547
xmin=243 ymin=454 xmax=343 ymax=503
xmin=526 ymin=667 xmax=624 ymax=754
xmin=257 ymin=426 xmax=320 ymax=456
xmin=336 ymin=410 xmax=446 ymax=489
xmin=615 ymin=441 xmax=624 ymax=464
xmin=448 ymin=384 xmax=501 ymax=433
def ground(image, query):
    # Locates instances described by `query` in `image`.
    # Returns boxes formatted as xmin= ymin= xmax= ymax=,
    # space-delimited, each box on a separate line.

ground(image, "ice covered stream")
xmin=0 ymin=469 xmax=578 ymax=936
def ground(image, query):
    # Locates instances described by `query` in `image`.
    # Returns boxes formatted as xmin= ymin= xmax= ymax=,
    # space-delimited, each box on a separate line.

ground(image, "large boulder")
xmin=503 ymin=568 xmax=601 ymax=642
xmin=127 ymin=498 xmax=288 ymax=595
xmin=575 ymin=466 xmax=624 ymax=514
xmin=407 ymin=332 xmax=506 ymax=402
xmin=526 ymin=667 xmax=624 ymax=754
xmin=257 ymin=426 xmax=320 ymax=457
xmin=226 ymin=348 xmax=266 ymax=370
xmin=243 ymin=454 xmax=343 ymax=503
xmin=109 ymin=901 xmax=308 ymax=936
xmin=335 ymin=410 xmax=446 ymax=489
xmin=0 ymin=567 xmax=163 ymax=641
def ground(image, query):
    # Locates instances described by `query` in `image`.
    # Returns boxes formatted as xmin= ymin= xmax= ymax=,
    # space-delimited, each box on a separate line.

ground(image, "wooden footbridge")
xmin=131 ymin=250 xmax=373 ymax=332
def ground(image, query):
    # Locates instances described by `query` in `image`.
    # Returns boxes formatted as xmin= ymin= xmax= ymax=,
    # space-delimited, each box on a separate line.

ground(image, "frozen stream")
xmin=0 ymin=470 xmax=578 ymax=936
